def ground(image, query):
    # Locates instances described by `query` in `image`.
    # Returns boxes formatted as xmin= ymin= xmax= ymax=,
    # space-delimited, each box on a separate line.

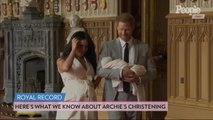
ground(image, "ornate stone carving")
xmin=15 ymin=30 xmax=45 ymax=49
xmin=186 ymin=26 xmax=197 ymax=42
xmin=175 ymin=27 xmax=185 ymax=42
xmin=198 ymin=25 xmax=209 ymax=42
xmin=2 ymin=13 xmax=63 ymax=103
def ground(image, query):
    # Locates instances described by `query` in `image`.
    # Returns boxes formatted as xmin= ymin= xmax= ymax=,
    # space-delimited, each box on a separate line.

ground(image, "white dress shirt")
xmin=117 ymin=38 xmax=135 ymax=92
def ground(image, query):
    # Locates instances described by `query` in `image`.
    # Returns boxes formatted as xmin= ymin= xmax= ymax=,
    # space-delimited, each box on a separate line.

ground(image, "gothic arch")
xmin=15 ymin=50 xmax=45 ymax=92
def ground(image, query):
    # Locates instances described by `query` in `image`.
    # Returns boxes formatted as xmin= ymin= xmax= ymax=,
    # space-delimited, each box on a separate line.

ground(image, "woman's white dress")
xmin=56 ymin=58 xmax=97 ymax=120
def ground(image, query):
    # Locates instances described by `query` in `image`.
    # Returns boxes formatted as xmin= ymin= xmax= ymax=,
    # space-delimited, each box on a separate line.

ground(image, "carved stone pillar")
xmin=2 ymin=18 xmax=14 ymax=103
xmin=0 ymin=34 xmax=4 ymax=92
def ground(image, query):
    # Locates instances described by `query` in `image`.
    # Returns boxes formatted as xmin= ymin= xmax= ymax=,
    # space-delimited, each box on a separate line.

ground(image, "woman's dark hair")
xmin=62 ymin=31 xmax=97 ymax=73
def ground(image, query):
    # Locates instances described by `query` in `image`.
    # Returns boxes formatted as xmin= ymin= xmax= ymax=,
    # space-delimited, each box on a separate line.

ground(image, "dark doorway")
xmin=37 ymin=70 xmax=45 ymax=93
xmin=24 ymin=57 xmax=45 ymax=93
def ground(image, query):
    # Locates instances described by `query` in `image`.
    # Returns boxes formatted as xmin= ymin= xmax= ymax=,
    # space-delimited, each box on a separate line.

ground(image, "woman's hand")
xmin=93 ymin=76 xmax=102 ymax=89
xmin=71 ymin=38 xmax=79 ymax=51
xmin=57 ymin=38 xmax=79 ymax=72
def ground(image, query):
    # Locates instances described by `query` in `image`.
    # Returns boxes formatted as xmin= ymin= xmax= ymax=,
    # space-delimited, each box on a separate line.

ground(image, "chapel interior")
xmin=0 ymin=0 xmax=213 ymax=119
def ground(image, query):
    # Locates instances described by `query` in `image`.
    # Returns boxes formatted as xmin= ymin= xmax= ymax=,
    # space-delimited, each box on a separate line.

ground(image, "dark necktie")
xmin=123 ymin=43 xmax=130 ymax=93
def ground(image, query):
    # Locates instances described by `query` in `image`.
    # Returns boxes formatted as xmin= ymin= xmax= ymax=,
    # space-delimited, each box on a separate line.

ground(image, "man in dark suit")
xmin=97 ymin=13 xmax=157 ymax=120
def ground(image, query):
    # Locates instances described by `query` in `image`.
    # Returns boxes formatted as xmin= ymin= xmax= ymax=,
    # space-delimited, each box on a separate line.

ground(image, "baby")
xmin=101 ymin=56 xmax=146 ymax=76
xmin=101 ymin=57 xmax=147 ymax=100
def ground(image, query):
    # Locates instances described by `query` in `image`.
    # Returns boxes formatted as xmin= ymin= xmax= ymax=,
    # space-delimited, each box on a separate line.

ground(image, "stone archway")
xmin=24 ymin=57 xmax=45 ymax=93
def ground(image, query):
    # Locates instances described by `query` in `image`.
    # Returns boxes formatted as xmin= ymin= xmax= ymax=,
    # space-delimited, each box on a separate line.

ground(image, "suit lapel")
xmin=115 ymin=39 xmax=122 ymax=59
xmin=132 ymin=39 xmax=139 ymax=64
